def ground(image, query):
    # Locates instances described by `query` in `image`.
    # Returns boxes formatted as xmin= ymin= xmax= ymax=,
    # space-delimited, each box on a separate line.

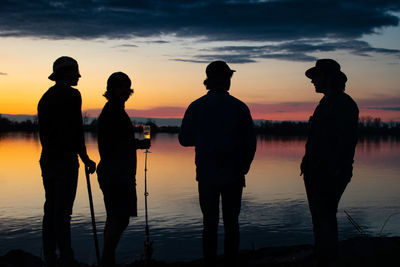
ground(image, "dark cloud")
xmin=0 ymin=72 xmax=7 ymax=75
xmin=366 ymin=107 xmax=400 ymax=111
xmin=144 ymin=40 xmax=170 ymax=44
xmin=171 ymin=59 xmax=210 ymax=64
xmin=1 ymin=1 xmax=399 ymax=63
xmin=115 ymin=44 xmax=138 ymax=48
xmin=0 ymin=0 xmax=399 ymax=41
xmin=357 ymin=97 xmax=400 ymax=107
xmin=178 ymin=39 xmax=400 ymax=63
xmin=257 ymin=53 xmax=317 ymax=62
xmin=172 ymin=54 xmax=257 ymax=63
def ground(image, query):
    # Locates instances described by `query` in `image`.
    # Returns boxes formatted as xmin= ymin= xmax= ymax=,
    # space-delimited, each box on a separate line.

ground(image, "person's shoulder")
xmin=38 ymin=86 xmax=56 ymax=105
xmin=229 ymin=94 xmax=251 ymax=111
xmin=342 ymin=92 xmax=356 ymax=103
xmin=99 ymin=102 xmax=111 ymax=117
xmin=340 ymin=92 xmax=358 ymax=110
xmin=70 ymin=87 xmax=82 ymax=98
xmin=188 ymin=94 xmax=208 ymax=108
xmin=195 ymin=93 xmax=209 ymax=102
xmin=97 ymin=103 xmax=112 ymax=128
xmin=334 ymin=92 xmax=359 ymax=119
xmin=43 ymin=85 xmax=57 ymax=96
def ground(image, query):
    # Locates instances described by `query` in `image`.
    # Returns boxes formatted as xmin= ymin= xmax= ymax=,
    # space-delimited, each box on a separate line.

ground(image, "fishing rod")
xmin=143 ymin=125 xmax=153 ymax=263
xmin=344 ymin=210 xmax=367 ymax=236
xmin=85 ymin=166 xmax=100 ymax=266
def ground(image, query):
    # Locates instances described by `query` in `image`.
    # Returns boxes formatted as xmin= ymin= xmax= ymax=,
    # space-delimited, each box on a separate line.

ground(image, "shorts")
xmin=98 ymin=173 xmax=137 ymax=218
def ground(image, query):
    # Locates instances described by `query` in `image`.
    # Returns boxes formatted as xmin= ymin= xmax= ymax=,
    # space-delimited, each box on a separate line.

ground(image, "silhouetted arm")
xmin=241 ymin=106 xmax=257 ymax=175
xmin=136 ymin=139 xmax=151 ymax=149
xmin=37 ymin=96 xmax=50 ymax=149
xmin=331 ymin=98 xmax=359 ymax=175
xmin=179 ymin=103 xmax=196 ymax=147
xmin=300 ymin=116 xmax=313 ymax=176
xmin=75 ymin=91 xmax=95 ymax=172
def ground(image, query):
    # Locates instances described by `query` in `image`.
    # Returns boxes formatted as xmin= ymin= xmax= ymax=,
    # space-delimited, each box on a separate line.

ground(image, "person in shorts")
xmin=97 ymin=72 xmax=150 ymax=267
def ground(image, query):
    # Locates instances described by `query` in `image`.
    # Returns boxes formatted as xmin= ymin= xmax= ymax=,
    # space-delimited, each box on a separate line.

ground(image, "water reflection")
xmin=0 ymin=133 xmax=399 ymax=263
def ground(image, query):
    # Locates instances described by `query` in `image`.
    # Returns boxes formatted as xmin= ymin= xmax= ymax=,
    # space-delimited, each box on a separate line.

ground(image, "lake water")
xmin=0 ymin=132 xmax=399 ymax=264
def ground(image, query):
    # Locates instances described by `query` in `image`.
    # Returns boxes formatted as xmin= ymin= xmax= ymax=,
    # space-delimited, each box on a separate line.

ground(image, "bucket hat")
xmin=305 ymin=59 xmax=347 ymax=82
xmin=48 ymin=56 xmax=80 ymax=81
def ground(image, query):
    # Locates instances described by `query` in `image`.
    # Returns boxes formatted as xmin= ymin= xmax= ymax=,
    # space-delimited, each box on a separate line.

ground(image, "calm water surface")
xmin=0 ymin=133 xmax=399 ymax=264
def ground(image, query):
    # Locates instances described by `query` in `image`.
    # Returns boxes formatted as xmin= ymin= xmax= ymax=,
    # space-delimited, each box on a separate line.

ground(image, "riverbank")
xmin=1 ymin=236 xmax=399 ymax=267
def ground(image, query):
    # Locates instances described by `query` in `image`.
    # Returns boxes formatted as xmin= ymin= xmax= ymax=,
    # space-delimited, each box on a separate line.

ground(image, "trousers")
xmin=41 ymin=161 xmax=78 ymax=262
xmin=304 ymin=172 xmax=350 ymax=261
xmin=198 ymin=178 xmax=244 ymax=266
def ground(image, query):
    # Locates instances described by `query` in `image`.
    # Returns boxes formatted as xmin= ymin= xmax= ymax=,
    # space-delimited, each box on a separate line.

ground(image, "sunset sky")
xmin=0 ymin=0 xmax=399 ymax=121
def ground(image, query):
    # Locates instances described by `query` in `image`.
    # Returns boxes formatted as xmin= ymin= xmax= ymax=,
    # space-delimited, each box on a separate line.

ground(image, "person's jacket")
xmin=179 ymin=90 xmax=257 ymax=184
xmin=38 ymin=83 xmax=89 ymax=168
xmin=302 ymin=91 xmax=359 ymax=178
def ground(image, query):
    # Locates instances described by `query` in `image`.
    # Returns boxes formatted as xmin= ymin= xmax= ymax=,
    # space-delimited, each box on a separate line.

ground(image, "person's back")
xmin=179 ymin=60 xmax=256 ymax=266
xmin=180 ymin=90 xmax=255 ymax=184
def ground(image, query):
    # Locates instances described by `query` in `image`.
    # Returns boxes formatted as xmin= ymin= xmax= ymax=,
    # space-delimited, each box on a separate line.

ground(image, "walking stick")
xmin=85 ymin=166 xmax=101 ymax=266
xmin=143 ymin=148 xmax=153 ymax=263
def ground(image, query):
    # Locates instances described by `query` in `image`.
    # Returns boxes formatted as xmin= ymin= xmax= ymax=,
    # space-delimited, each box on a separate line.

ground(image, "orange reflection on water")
xmin=1 ymin=132 xmax=400 ymax=221
xmin=0 ymin=132 xmax=43 ymax=218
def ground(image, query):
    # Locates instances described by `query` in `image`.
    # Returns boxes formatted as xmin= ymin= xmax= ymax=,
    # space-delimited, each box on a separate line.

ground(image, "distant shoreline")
xmin=1 ymin=114 xmax=400 ymax=136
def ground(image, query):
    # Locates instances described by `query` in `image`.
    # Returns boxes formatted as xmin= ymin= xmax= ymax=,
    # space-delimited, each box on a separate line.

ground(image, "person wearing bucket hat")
xmin=179 ymin=61 xmax=256 ymax=266
xmin=38 ymin=56 xmax=96 ymax=267
xmin=300 ymin=59 xmax=359 ymax=265
xmin=305 ymin=58 xmax=347 ymax=85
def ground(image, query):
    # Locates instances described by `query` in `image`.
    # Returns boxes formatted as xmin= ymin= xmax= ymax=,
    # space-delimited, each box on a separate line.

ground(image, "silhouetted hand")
xmin=143 ymin=139 xmax=151 ymax=150
xmin=85 ymin=159 xmax=96 ymax=174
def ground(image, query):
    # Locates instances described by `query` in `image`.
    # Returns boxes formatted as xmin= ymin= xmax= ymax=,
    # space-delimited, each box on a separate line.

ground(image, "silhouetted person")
xmin=38 ymin=56 xmax=96 ymax=267
xmin=301 ymin=59 xmax=359 ymax=265
xmin=97 ymin=72 xmax=150 ymax=267
xmin=179 ymin=61 xmax=257 ymax=266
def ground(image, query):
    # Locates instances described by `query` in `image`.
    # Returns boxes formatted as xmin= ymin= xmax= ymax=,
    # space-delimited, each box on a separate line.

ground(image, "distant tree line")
xmin=83 ymin=118 xmax=180 ymax=134
xmin=0 ymin=114 xmax=39 ymax=132
xmin=357 ymin=116 xmax=400 ymax=135
xmin=255 ymin=116 xmax=400 ymax=136
xmin=1 ymin=114 xmax=400 ymax=136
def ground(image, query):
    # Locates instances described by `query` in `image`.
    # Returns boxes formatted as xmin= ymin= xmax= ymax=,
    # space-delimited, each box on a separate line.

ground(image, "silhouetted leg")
xmin=221 ymin=179 xmax=243 ymax=266
xmin=54 ymin=169 xmax=78 ymax=262
xmin=101 ymin=216 xmax=130 ymax=267
xmin=42 ymin=176 xmax=57 ymax=266
xmin=199 ymin=182 xmax=220 ymax=267
xmin=42 ymin=167 xmax=78 ymax=266
xmin=305 ymin=174 xmax=349 ymax=264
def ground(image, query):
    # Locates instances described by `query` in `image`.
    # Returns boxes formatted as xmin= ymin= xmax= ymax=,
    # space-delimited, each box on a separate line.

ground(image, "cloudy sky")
xmin=1 ymin=0 xmax=399 ymax=121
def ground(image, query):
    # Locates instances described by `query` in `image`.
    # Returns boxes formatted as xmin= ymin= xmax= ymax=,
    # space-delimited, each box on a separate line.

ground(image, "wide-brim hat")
xmin=48 ymin=56 xmax=80 ymax=81
xmin=305 ymin=59 xmax=347 ymax=82
xmin=206 ymin=60 xmax=236 ymax=78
